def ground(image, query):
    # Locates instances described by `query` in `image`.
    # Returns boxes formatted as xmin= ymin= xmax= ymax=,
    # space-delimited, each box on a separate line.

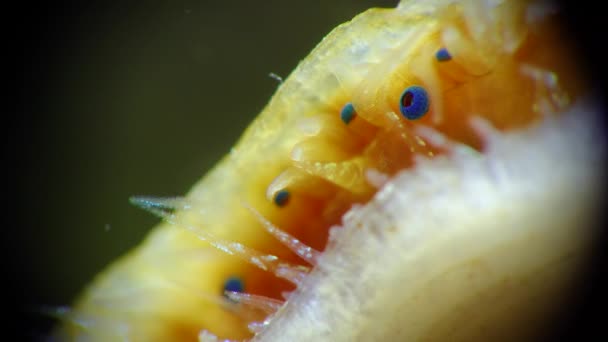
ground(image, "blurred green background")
xmin=17 ymin=0 xmax=395 ymax=317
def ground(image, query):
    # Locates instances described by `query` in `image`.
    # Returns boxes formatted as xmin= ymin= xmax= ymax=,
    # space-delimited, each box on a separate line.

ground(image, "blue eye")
xmin=435 ymin=47 xmax=452 ymax=62
xmin=273 ymin=189 xmax=290 ymax=207
xmin=399 ymin=86 xmax=429 ymax=120
xmin=223 ymin=276 xmax=244 ymax=294
xmin=340 ymin=102 xmax=357 ymax=124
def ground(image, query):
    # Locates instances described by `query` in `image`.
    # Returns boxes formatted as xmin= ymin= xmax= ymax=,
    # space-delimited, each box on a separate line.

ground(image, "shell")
xmin=58 ymin=0 xmax=604 ymax=341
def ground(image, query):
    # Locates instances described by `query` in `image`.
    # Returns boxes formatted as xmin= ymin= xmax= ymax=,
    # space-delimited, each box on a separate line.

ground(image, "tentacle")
xmin=131 ymin=197 xmax=310 ymax=286
xmin=224 ymin=291 xmax=283 ymax=315
xmin=243 ymin=202 xmax=321 ymax=266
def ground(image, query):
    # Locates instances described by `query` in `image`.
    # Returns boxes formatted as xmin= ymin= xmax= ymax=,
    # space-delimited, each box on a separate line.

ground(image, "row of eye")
xmin=341 ymin=46 xmax=451 ymax=124
xmin=270 ymin=47 xmax=453 ymax=207
xmin=223 ymin=47 xmax=452 ymax=296
xmin=222 ymin=83 xmax=431 ymax=295
xmin=224 ymin=85 xmax=430 ymax=294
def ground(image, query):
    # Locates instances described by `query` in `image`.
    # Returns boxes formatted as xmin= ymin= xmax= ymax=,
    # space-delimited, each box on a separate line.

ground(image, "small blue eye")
xmin=435 ymin=48 xmax=452 ymax=62
xmin=399 ymin=85 xmax=429 ymax=120
xmin=274 ymin=189 xmax=290 ymax=207
xmin=223 ymin=276 xmax=244 ymax=294
xmin=340 ymin=102 xmax=357 ymax=124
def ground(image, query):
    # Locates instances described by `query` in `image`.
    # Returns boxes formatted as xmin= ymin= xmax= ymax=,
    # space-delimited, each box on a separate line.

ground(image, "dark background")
xmin=9 ymin=0 xmax=606 ymax=340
